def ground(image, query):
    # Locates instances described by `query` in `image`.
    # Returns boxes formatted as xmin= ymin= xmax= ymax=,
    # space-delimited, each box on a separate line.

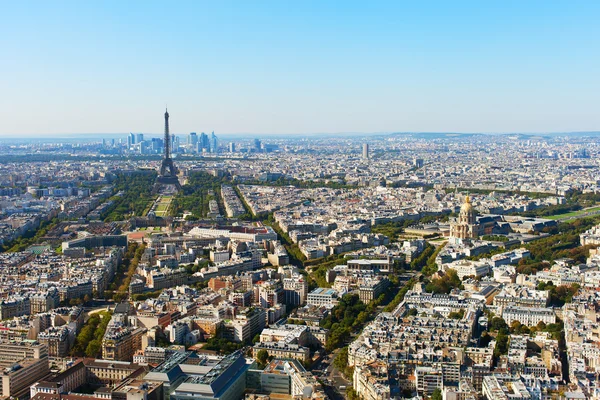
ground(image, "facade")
xmin=415 ymin=366 xmax=444 ymax=397
xmin=38 ymin=326 xmax=72 ymax=357
xmin=347 ymin=258 xmax=393 ymax=274
xmin=353 ymin=363 xmax=391 ymax=400
xmin=30 ymin=360 xmax=87 ymax=397
xmin=0 ymin=296 xmax=31 ymax=320
xmin=102 ymin=326 xmax=147 ymax=361
xmin=82 ymin=358 xmax=145 ymax=386
xmin=493 ymin=286 xmax=549 ymax=308
xmin=166 ymin=320 xmax=191 ymax=344
xmin=0 ymin=341 xmax=50 ymax=399
xmin=223 ymin=308 xmax=266 ymax=343
xmin=283 ymin=275 xmax=308 ymax=306
xmin=358 ymin=277 xmax=390 ymax=303
xmin=441 ymin=259 xmax=491 ymax=280
xmin=253 ymin=342 xmax=310 ymax=364
xmin=30 ymin=290 xmax=61 ymax=314
xmin=502 ymin=306 xmax=556 ymax=326
xmin=306 ymin=288 xmax=339 ymax=307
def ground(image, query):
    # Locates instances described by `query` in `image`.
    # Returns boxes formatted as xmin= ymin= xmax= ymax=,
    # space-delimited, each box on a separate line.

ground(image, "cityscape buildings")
xmin=1 ymin=1 xmax=598 ymax=399
xmin=1 ymin=129 xmax=600 ymax=400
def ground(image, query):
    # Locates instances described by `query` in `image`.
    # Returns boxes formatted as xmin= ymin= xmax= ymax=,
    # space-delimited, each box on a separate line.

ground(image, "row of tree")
xmin=170 ymin=172 xmax=227 ymax=218
xmin=537 ymin=281 xmax=580 ymax=307
xmin=105 ymin=242 xmax=145 ymax=302
xmin=518 ymin=190 xmax=600 ymax=218
xmin=103 ymin=172 xmax=157 ymax=221
xmin=71 ymin=310 xmax=113 ymax=357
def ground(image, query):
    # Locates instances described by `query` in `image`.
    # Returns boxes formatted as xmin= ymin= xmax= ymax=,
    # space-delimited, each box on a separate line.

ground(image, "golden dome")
xmin=460 ymin=195 xmax=473 ymax=213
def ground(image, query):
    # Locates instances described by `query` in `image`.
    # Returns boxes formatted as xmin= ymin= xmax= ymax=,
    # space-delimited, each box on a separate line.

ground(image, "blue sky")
xmin=0 ymin=1 xmax=599 ymax=135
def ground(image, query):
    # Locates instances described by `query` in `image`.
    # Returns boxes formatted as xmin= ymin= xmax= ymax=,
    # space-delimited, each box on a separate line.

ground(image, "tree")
xmin=103 ymin=173 xmax=157 ymax=221
xmin=432 ymin=388 xmax=443 ymax=400
xmin=536 ymin=321 xmax=547 ymax=331
xmin=448 ymin=309 xmax=465 ymax=320
xmin=510 ymin=320 xmax=522 ymax=332
xmin=85 ymin=340 xmax=102 ymax=357
xmin=256 ymin=349 xmax=269 ymax=369
xmin=346 ymin=388 xmax=360 ymax=400
xmin=71 ymin=311 xmax=112 ymax=357
xmin=410 ymin=244 xmax=435 ymax=270
xmin=494 ymin=329 xmax=510 ymax=358
xmin=489 ymin=316 xmax=508 ymax=332
xmin=425 ymin=269 xmax=462 ymax=294
xmin=479 ymin=331 xmax=492 ymax=347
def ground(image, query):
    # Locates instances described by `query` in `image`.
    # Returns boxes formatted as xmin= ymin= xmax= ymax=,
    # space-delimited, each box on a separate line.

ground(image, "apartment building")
xmin=0 ymin=341 xmax=50 ymax=399
xmin=306 ymin=288 xmax=339 ymax=307
xmin=502 ymin=306 xmax=556 ymax=327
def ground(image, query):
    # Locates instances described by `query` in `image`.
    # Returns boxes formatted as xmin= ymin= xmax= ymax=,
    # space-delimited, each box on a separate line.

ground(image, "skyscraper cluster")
xmin=126 ymin=128 xmax=218 ymax=155
xmin=187 ymin=131 xmax=219 ymax=154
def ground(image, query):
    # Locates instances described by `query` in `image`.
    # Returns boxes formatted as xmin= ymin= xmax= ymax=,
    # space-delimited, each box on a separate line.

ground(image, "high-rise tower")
xmin=154 ymin=108 xmax=181 ymax=193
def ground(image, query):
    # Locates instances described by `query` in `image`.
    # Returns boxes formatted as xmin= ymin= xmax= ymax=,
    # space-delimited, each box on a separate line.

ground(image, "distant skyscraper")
xmin=139 ymin=140 xmax=150 ymax=154
xmin=211 ymin=131 xmax=218 ymax=153
xmin=229 ymin=142 xmax=236 ymax=153
xmin=254 ymin=138 xmax=262 ymax=152
xmin=189 ymin=132 xmax=198 ymax=147
xmin=151 ymin=137 xmax=163 ymax=153
xmin=136 ymin=133 xmax=144 ymax=143
xmin=362 ymin=143 xmax=369 ymax=159
xmin=171 ymin=134 xmax=178 ymax=153
xmin=127 ymin=132 xmax=135 ymax=148
xmin=200 ymin=132 xmax=209 ymax=152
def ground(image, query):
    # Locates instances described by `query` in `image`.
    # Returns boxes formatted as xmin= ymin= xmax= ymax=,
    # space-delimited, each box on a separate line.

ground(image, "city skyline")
xmin=1 ymin=1 xmax=599 ymax=136
xmin=3 ymin=2 xmax=600 ymax=397
xmin=1 ymin=111 xmax=600 ymax=399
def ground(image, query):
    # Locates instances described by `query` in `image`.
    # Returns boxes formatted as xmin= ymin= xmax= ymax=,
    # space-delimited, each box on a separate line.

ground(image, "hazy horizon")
xmin=2 ymin=131 xmax=600 ymax=142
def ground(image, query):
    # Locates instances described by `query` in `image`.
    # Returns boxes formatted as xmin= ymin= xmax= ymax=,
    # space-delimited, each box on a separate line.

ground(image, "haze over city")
xmin=1 ymin=1 xmax=599 ymax=136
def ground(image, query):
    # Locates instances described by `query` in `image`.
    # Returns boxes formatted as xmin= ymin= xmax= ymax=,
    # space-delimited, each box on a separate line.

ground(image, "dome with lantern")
xmin=460 ymin=195 xmax=473 ymax=214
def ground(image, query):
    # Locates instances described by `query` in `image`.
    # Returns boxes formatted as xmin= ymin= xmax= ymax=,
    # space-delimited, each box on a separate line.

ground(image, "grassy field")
xmin=141 ymin=196 xmax=158 ymax=216
xmin=153 ymin=196 xmax=173 ymax=217
xmin=546 ymin=206 xmax=600 ymax=220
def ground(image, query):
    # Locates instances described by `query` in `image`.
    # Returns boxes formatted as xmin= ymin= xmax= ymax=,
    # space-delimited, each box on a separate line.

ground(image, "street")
xmin=312 ymin=348 xmax=351 ymax=400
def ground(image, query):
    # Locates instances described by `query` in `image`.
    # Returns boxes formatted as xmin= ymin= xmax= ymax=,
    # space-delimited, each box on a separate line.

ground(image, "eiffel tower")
xmin=153 ymin=108 xmax=181 ymax=193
